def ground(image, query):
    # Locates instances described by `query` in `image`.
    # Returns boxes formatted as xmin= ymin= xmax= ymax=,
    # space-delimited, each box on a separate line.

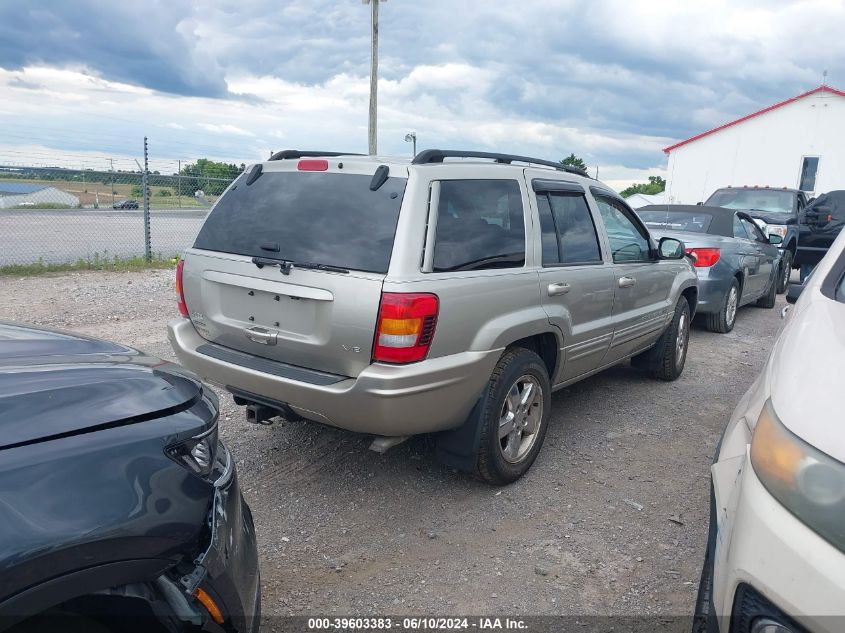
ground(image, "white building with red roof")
xmin=663 ymin=85 xmax=845 ymax=204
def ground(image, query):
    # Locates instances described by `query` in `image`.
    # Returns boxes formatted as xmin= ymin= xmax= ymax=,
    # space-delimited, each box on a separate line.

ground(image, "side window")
xmin=733 ymin=215 xmax=749 ymax=239
xmin=799 ymin=157 xmax=819 ymax=192
xmin=432 ymin=180 xmax=525 ymax=272
xmin=537 ymin=192 xmax=602 ymax=265
xmin=741 ymin=218 xmax=766 ymax=242
xmin=593 ymin=195 xmax=652 ymax=263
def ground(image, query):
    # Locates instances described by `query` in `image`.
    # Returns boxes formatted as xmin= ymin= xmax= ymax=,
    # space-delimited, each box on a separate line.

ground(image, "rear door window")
xmin=537 ymin=193 xmax=602 ymax=265
xmin=432 ymin=180 xmax=525 ymax=272
xmin=193 ymin=171 xmax=407 ymax=274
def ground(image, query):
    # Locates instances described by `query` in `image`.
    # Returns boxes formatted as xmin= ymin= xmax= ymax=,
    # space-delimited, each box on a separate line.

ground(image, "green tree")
xmin=177 ymin=159 xmax=245 ymax=196
xmin=560 ymin=153 xmax=587 ymax=171
xmin=620 ymin=176 xmax=666 ymax=198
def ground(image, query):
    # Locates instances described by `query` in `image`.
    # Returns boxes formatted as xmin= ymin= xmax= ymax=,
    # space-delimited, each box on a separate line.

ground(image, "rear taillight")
xmin=176 ymin=259 xmax=189 ymax=317
xmin=373 ymin=292 xmax=439 ymax=364
xmin=685 ymin=247 xmax=721 ymax=268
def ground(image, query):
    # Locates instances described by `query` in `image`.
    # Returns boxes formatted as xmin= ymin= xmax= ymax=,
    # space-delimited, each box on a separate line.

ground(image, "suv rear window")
xmin=432 ymin=180 xmax=525 ymax=272
xmin=193 ymin=171 xmax=407 ymax=273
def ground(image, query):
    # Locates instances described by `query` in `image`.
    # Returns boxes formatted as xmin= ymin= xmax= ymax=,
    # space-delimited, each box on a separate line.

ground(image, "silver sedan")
xmin=638 ymin=204 xmax=783 ymax=333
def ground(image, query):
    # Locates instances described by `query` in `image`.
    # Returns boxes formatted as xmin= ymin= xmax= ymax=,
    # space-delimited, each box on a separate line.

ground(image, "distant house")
xmin=625 ymin=192 xmax=665 ymax=209
xmin=0 ymin=183 xmax=80 ymax=209
xmin=663 ymin=85 xmax=845 ymax=204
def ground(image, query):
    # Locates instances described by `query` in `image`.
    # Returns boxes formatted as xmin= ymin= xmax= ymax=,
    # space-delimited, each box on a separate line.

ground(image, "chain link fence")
xmin=0 ymin=163 xmax=239 ymax=268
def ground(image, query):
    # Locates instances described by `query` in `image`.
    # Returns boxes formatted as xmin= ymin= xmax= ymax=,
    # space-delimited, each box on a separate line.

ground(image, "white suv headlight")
xmin=766 ymin=225 xmax=789 ymax=239
xmin=751 ymin=400 xmax=845 ymax=552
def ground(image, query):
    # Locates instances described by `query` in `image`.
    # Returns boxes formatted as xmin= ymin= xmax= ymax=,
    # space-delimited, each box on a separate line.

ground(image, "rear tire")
xmin=635 ymin=296 xmax=690 ymax=381
xmin=776 ymin=250 xmax=793 ymax=294
xmin=706 ymin=278 xmax=739 ymax=333
xmin=475 ymin=348 xmax=551 ymax=486
xmin=756 ymin=271 xmax=777 ymax=308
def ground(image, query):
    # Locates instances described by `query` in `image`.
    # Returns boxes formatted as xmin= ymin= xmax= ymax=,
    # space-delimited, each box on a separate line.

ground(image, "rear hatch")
xmin=182 ymin=159 xmax=408 ymax=378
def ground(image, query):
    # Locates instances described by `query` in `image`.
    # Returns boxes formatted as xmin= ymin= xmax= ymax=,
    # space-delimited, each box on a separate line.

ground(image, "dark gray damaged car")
xmin=0 ymin=322 xmax=259 ymax=633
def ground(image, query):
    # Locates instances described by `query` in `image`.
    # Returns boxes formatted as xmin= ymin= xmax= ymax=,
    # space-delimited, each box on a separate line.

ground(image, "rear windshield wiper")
xmin=294 ymin=261 xmax=350 ymax=274
xmin=437 ymin=253 xmax=524 ymax=272
xmin=251 ymin=256 xmax=349 ymax=275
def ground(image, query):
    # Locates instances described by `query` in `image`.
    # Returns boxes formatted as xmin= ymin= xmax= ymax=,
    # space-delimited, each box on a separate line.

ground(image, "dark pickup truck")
xmin=797 ymin=190 xmax=845 ymax=270
xmin=704 ymin=186 xmax=810 ymax=293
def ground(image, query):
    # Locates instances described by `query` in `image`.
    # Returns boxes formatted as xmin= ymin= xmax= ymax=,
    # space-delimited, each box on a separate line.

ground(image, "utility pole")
xmin=177 ymin=159 xmax=182 ymax=209
xmin=363 ymin=0 xmax=384 ymax=155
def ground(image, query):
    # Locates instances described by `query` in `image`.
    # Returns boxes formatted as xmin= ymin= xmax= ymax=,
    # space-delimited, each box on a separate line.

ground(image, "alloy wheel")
xmin=726 ymin=286 xmax=738 ymax=327
xmin=676 ymin=311 xmax=689 ymax=365
xmin=498 ymin=375 xmax=544 ymax=464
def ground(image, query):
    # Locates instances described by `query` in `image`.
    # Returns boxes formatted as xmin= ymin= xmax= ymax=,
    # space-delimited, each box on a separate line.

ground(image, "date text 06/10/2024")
xmin=306 ymin=617 xmax=528 ymax=631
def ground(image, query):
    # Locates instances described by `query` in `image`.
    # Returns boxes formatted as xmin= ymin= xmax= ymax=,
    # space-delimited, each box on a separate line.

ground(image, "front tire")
xmin=706 ymin=278 xmax=739 ymax=333
xmin=475 ymin=348 xmax=551 ymax=485
xmin=776 ymin=250 xmax=793 ymax=294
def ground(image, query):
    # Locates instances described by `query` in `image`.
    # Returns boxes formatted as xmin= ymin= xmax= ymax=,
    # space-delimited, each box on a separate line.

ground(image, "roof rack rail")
xmin=411 ymin=149 xmax=591 ymax=178
xmin=268 ymin=150 xmax=363 ymax=161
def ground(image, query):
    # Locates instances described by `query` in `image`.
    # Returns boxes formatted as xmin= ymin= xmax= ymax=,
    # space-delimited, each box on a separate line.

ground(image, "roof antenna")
xmin=822 ymin=69 xmax=828 ymax=87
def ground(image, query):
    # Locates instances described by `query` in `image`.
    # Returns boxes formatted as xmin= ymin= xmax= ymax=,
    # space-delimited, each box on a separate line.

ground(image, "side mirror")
xmin=658 ymin=236 xmax=685 ymax=259
xmin=785 ymin=282 xmax=804 ymax=304
xmin=768 ymin=234 xmax=783 ymax=245
xmin=806 ymin=207 xmax=830 ymax=226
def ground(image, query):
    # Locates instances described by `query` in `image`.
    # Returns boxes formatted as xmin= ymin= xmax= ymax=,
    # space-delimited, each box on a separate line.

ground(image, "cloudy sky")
xmin=0 ymin=0 xmax=842 ymax=188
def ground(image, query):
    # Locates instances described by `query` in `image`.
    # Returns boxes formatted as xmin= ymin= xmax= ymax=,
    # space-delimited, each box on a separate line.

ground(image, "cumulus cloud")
xmin=198 ymin=123 xmax=255 ymax=136
xmin=0 ymin=0 xmax=227 ymax=97
xmin=0 ymin=0 xmax=843 ymax=189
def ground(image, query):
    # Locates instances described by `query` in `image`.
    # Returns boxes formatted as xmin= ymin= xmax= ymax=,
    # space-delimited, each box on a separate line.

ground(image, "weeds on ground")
xmin=0 ymin=253 xmax=178 ymax=276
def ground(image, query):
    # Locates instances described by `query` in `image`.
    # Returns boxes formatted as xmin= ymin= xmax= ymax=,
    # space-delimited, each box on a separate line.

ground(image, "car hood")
xmin=742 ymin=209 xmax=796 ymax=225
xmin=769 ymin=296 xmax=845 ymax=463
xmin=0 ymin=322 xmax=205 ymax=449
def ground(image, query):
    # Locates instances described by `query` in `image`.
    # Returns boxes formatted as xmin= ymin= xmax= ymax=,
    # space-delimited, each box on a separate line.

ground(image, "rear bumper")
xmin=168 ymin=318 xmax=500 ymax=436
xmin=692 ymin=271 xmax=733 ymax=314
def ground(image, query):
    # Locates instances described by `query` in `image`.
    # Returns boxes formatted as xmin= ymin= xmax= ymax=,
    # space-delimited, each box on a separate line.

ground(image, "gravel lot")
xmin=0 ymin=269 xmax=787 ymax=628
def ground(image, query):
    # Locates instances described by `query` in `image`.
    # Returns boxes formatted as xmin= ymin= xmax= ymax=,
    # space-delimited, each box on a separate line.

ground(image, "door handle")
xmin=244 ymin=326 xmax=278 ymax=345
xmin=547 ymin=282 xmax=571 ymax=296
xmin=617 ymin=276 xmax=636 ymax=288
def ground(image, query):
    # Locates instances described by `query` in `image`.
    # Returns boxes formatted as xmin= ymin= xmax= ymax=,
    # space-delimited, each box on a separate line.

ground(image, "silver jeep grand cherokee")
xmin=169 ymin=149 xmax=698 ymax=484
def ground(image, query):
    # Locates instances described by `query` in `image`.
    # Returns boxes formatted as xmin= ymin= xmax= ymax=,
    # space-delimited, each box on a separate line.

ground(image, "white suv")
xmin=694 ymin=228 xmax=845 ymax=632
